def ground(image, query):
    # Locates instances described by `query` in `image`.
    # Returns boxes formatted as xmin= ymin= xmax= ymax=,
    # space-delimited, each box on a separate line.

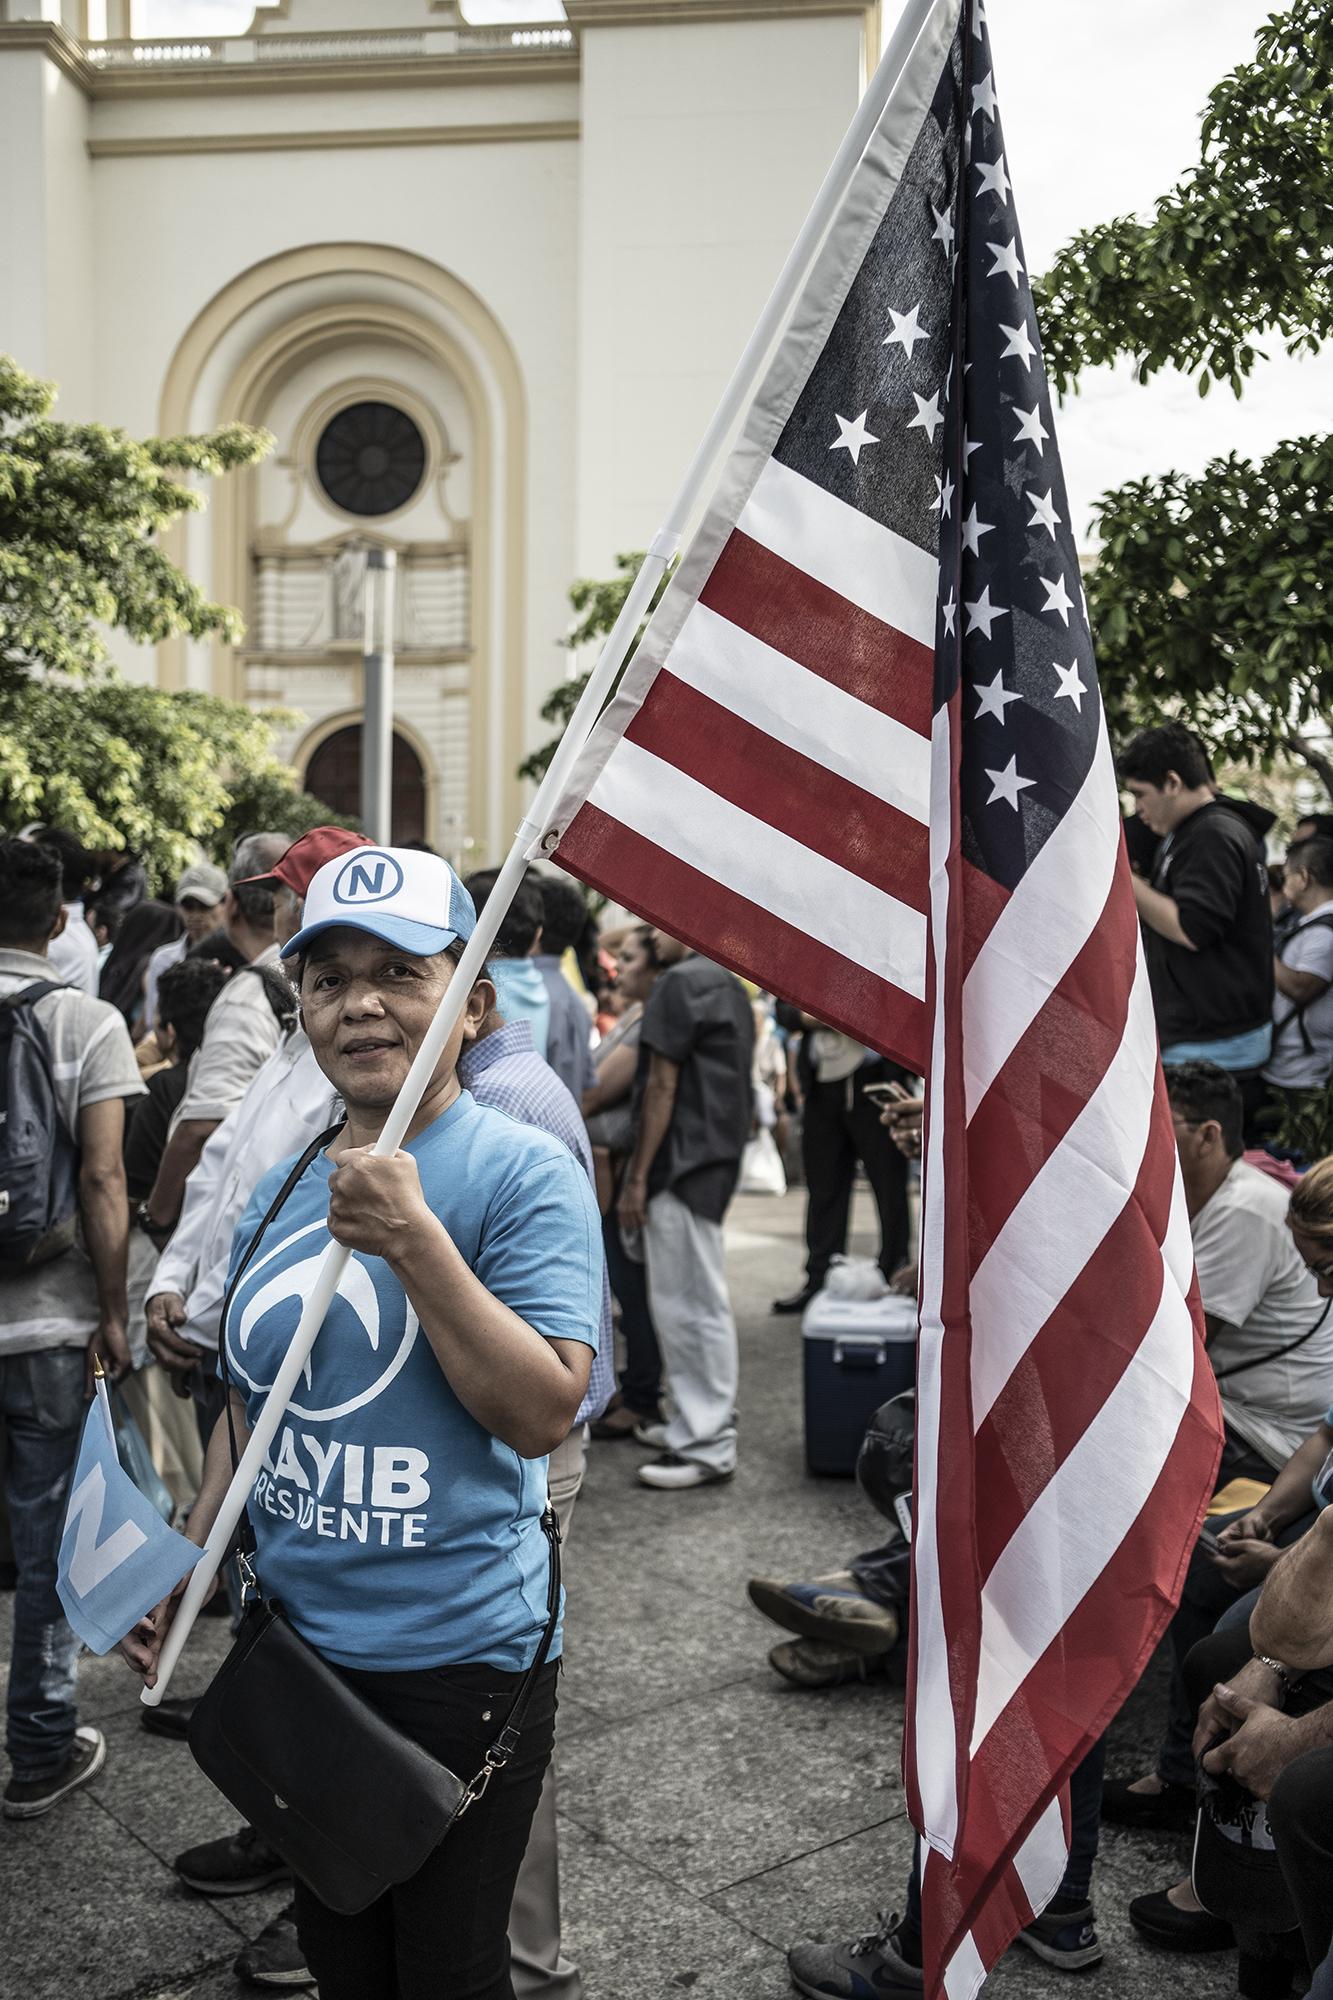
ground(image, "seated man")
xmin=1104 ymin=1066 xmax=1333 ymax=1829
xmin=1130 ymin=1489 xmax=1333 ymax=1981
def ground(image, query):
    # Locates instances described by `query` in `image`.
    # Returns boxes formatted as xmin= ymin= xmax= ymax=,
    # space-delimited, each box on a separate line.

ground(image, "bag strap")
xmin=1213 ymin=1297 xmax=1333 ymax=1382
xmin=0 ymin=978 xmax=67 ymax=1017
xmin=456 ymin=1505 xmax=563 ymax=1818
xmin=217 ymin=1122 xmax=346 ymax=1557
xmin=1272 ymin=912 xmax=1333 ymax=1056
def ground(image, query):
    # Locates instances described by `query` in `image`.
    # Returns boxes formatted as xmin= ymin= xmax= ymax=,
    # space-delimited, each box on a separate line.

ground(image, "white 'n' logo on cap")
xmin=332 ymin=852 xmax=404 ymax=906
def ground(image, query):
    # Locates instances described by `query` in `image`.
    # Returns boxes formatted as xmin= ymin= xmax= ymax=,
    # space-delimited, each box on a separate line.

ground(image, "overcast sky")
xmin=139 ymin=0 xmax=1330 ymax=543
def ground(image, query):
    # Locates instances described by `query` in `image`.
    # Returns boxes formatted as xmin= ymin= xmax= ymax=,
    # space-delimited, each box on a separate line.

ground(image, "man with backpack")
xmin=1266 ymin=835 xmax=1333 ymax=1116
xmin=0 ymin=837 xmax=143 ymax=1819
xmin=140 ymin=833 xmax=292 ymax=1235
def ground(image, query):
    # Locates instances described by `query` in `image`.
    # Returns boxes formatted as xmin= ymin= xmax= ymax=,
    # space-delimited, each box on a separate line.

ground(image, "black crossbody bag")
xmin=186 ymin=1126 xmax=563 ymax=1915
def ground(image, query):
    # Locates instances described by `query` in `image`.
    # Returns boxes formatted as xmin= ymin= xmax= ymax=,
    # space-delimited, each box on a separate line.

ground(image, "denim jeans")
xmin=0 ymin=1347 xmax=88 ymax=1780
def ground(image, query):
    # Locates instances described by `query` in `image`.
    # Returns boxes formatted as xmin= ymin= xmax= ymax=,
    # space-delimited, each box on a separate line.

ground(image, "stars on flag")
xmin=934 ymin=470 xmax=956 ymax=517
xmin=984 ymin=756 xmax=1036 ymax=811
xmin=986 ymin=238 xmax=1023 ymax=284
xmin=971 ymin=72 xmax=997 ymax=121
xmin=961 ymin=504 xmax=993 ymax=555
xmin=974 ymin=153 xmax=1011 ymax=203
xmin=974 ymin=672 xmax=1022 ymax=724
xmin=999 ymin=320 xmax=1036 ymax=368
xmin=1040 ymin=572 xmax=1075 ymax=625
xmin=1027 ymin=488 xmax=1060 ymax=537
xmin=1053 ymin=660 xmax=1087 ymax=711
xmin=932 ymin=200 xmax=957 ymax=260
xmin=829 ymin=410 xmax=879 ymax=464
xmin=942 ymin=590 xmax=957 ymax=637
xmin=1013 ymin=402 xmax=1050 ymax=453
xmin=884 ymin=304 xmax=929 ymax=357
xmin=908 ymin=390 xmax=944 ymax=442
xmin=965 ymin=585 xmax=1008 ymax=639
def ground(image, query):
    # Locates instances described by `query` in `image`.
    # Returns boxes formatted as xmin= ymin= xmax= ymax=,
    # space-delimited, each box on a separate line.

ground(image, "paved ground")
xmin=1 ymin=1186 xmax=1236 ymax=2000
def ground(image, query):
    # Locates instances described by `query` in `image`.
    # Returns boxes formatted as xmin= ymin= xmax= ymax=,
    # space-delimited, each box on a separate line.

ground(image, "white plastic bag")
xmin=739 ymin=1127 xmax=787 ymax=1196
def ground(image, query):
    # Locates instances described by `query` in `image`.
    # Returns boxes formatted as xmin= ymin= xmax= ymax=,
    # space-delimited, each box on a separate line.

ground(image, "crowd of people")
xmin=3 ymin=715 xmax=1333 ymax=2000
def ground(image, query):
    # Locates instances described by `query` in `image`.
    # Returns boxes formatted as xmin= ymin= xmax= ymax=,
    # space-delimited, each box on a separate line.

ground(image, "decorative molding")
xmin=87 ymin=117 xmax=579 ymax=158
xmin=564 ymin=0 xmax=873 ymax=22
xmin=0 ymin=22 xmax=576 ymax=99
xmin=87 ymin=48 xmax=578 ymax=99
xmin=155 ymin=243 xmax=529 ymax=858
xmin=0 ymin=21 xmax=95 ymax=90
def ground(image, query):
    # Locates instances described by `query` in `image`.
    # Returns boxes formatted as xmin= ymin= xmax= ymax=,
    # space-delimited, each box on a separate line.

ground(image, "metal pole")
xmin=360 ymin=548 xmax=396 ymax=846
xmin=142 ymin=0 xmax=942 ymax=1705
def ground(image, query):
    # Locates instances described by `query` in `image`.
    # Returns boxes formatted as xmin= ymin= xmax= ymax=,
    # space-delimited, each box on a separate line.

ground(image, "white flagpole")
xmin=143 ymin=0 xmax=940 ymax=1704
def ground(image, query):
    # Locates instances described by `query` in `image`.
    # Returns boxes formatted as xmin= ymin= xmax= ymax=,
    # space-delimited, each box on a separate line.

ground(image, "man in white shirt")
xmin=141 ymin=860 xmax=228 ymax=1032
xmin=141 ymin=834 xmax=291 ymax=1234
xmin=1169 ymin=1060 xmax=1333 ymax=1475
xmin=1266 ymin=835 xmax=1333 ymax=1100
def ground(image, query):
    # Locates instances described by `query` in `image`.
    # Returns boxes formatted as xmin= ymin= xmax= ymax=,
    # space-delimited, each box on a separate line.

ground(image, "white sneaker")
xmin=637 ymin=1452 xmax=734 ymax=1490
xmin=632 ymin=1420 xmax=671 ymax=1450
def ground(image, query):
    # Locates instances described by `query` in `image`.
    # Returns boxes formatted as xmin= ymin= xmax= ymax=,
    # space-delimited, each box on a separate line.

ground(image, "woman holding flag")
xmin=122 ymin=845 xmax=603 ymax=2000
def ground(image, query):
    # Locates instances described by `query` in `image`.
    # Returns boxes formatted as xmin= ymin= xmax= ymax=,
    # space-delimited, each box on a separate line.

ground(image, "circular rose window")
xmin=315 ymin=401 xmax=426 ymax=517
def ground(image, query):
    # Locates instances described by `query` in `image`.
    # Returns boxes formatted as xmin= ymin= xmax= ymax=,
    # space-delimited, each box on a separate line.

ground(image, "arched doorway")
xmin=304 ymin=726 xmax=427 ymax=845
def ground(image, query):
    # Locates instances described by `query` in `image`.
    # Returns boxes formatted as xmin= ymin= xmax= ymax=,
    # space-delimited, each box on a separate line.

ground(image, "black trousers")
xmin=802 ymin=1067 xmax=909 ymax=1286
xmin=293 ymin=1659 xmax=558 ymax=2000
xmin=1184 ymin=1625 xmax=1333 ymax=1974
xmin=602 ymin=1210 xmax=661 ymax=1416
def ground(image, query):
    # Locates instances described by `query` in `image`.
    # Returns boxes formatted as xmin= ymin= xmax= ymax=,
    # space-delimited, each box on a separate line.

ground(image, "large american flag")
xmin=535 ymin=2 xmax=1223 ymax=1990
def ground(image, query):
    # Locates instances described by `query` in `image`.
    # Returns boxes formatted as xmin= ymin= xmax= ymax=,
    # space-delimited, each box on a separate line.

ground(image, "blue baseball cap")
xmin=280 ymin=845 xmax=476 ymax=961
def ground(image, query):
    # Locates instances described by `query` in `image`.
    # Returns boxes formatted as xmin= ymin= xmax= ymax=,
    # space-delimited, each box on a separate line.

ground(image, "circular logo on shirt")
xmin=226 ymin=1222 xmax=420 ymax=1422
xmin=331 ymin=852 xmax=404 ymax=908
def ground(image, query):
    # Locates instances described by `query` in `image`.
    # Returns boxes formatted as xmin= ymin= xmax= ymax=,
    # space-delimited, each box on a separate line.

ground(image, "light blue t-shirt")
xmin=222 ymin=1091 xmax=602 ymax=1672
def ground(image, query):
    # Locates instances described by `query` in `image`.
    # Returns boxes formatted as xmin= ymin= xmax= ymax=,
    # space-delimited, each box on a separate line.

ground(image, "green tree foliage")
xmin=518 ymin=551 xmax=674 ymax=783
xmin=1036 ymin=2 xmax=1332 ymax=398
xmin=1089 ymin=433 xmax=1333 ymax=780
xmin=0 ymin=680 xmax=354 ymax=883
xmin=0 ymin=356 xmax=351 ymax=879
xmin=0 ymin=355 xmax=269 ymax=690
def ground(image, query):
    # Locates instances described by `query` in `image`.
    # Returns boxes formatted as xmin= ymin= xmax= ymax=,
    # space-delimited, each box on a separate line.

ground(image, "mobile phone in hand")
xmin=865 ymin=1080 xmax=913 ymax=1106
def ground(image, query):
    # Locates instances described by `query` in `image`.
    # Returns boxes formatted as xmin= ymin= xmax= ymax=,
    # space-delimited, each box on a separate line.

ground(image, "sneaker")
xmin=632 ymin=1420 xmax=671 ymax=1449
xmin=769 ymin=1638 xmax=890 ymax=1689
xmin=788 ymin=1911 xmax=923 ymax=1999
xmin=637 ymin=1451 xmax=734 ymax=1490
xmin=176 ymin=1823 xmax=293 ymax=1896
xmin=748 ymin=1572 xmax=898 ymax=1655
xmin=233 ymin=1904 xmax=313 ymax=1989
xmin=2 ymin=1725 xmax=106 ymax=1820
xmin=1015 ymin=1899 xmax=1105 ymax=1970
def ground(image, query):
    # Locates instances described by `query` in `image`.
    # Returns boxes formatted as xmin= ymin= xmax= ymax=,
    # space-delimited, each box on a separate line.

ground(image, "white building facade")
xmin=0 ymin=0 xmax=879 ymax=861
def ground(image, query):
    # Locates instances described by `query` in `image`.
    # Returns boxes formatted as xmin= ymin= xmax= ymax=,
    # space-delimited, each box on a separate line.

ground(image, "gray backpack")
xmin=0 ymin=981 xmax=80 ymax=1266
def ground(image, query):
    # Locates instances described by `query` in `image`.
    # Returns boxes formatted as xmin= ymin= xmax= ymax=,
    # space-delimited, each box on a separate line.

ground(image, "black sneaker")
xmin=234 ymin=1904 xmax=313 ymax=1989
xmin=2 ymin=1725 xmax=106 ymax=1819
xmin=1015 ymin=1900 xmax=1105 ymax=1970
xmin=175 ymin=1823 xmax=293 ymax=1896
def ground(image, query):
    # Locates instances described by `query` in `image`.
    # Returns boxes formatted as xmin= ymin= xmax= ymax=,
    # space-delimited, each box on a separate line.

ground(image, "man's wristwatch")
xmin=135 ymin=1201 xmax=171 ymax=1243
xmin=1256 ymin=1653 xmax=1300 ymax=1695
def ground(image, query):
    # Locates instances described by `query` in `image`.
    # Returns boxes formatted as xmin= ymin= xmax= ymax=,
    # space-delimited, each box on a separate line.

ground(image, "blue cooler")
xmin=802 ymin=1292 xmax=918 ymax=1476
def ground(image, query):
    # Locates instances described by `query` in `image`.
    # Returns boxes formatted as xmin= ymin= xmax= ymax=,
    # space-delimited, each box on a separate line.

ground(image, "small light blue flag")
xmin=56 ymin=1377 xmax=200 ymax=1654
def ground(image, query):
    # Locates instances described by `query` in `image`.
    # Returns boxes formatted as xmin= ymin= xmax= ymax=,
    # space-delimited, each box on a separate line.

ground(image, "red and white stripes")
xmin=908 ymin=698 xmax=1221 ymax=1997
xmin=554 ymin=458 xmax=936 ymax=1071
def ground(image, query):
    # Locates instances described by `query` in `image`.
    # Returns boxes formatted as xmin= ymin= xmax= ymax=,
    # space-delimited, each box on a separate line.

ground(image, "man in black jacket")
xmin=1120 ymin=724 xmax=1273 ymax=1124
